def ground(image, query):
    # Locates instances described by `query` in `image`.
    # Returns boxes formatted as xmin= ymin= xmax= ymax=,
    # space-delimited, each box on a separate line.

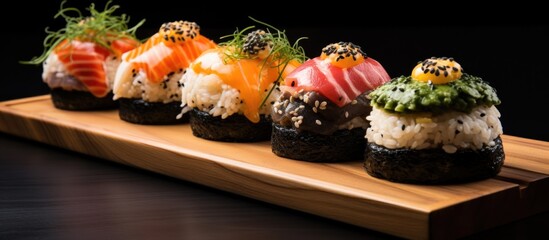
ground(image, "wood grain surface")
xmin=1 ymin=95 xmax=548 ymax=240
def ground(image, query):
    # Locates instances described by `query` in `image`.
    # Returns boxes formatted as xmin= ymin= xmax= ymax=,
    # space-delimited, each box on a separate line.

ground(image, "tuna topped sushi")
xmin=22 ymin=0 xmax=144 ymax=110
xmin=179 ymin=21 xmax=307 ymax=142
xmin=271 ymin=42 xmax=391 ymax=162
xmin=113 ymin=20 xmax=217 ymax=124
xmin=365 ymin=57 xmax=504 ymax=184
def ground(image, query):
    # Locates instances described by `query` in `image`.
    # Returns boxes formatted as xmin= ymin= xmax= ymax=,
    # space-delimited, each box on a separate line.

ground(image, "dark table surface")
xmin=1 ymin=132 xmax=548 ymax=240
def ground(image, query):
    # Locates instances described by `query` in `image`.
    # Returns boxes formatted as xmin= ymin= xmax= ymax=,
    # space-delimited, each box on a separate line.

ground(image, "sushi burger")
xmin=113 ymin=20 xmax=216 ymax=124
xmin=179 ymin=20 xmax=307 ymax=142
xmin=271 ymin=42 xmax=391 ymax=162
xmin=364 ymin=57 xmax=504 ymax=184
xmin=22 ymin=0 xmax=144 ymax=110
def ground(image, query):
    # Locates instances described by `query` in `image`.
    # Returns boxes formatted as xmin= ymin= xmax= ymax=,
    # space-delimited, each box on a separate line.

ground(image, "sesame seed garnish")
xmin=319 ymin=101 xmax=327 ymax=110
xmin=345 ymin=111 xmax=349 ymax=118
xmin=321 ymin=42 xmax=368 ymax=62
xmin=315 ymin=120 xmax=322 ymax=125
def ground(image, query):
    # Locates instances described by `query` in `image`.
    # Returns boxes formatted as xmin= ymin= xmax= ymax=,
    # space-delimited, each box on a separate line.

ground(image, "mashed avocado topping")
xmin=369 ymin=73 xmax=500 ymax=114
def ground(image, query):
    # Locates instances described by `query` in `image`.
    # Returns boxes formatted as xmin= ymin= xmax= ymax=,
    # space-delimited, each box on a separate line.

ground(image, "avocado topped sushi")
xmin=22 ymin=0 xmax=144 ymax=110
xmin=364 ymin=57 xmax=504 ymax=184
xmin=271 ymin=42 xmax=391 ymax=162
xmin=179 ymin=20 xmax=306 ymax=142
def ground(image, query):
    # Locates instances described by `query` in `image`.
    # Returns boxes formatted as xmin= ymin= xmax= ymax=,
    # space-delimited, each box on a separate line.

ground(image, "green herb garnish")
xmin=21 ymin=0 xmax=145 ymax=65
xmin=219 ymin=16 xmax=308 ymax=110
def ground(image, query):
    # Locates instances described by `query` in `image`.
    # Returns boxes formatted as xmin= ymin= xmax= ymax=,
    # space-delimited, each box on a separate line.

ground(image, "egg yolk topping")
xmin=411 ymin=57 xmax=463 ymax=84
xmin=159 ymin=21 xmax=200 ymax=45
xmin=320 ymin=42 xmax=365 ymax=68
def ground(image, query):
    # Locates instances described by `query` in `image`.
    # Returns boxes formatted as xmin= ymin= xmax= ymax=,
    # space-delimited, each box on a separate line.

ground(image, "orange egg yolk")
xmin=411 ymin=57 xmax=463 ymax=84
xmin=320 ymin=42 xmax=365 ymax=68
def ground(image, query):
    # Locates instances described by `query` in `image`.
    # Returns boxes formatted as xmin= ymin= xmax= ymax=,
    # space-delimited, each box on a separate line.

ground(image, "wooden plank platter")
xmin=1 ymin=95 xmax=548 ymax=240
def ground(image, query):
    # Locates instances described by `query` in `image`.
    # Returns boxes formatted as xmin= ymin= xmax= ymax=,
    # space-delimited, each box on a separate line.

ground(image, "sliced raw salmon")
xmin=122 ymin=34 xmax=217 ymax=84
xmin=54 ymin=38 xmax=139 ymax=97
xmin=190 ymin=48 xmax=300 ymax=123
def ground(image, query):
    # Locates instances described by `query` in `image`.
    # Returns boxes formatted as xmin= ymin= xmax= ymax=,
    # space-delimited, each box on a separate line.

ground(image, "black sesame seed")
xmin=457 ymin=120 xmax=463 ymax=124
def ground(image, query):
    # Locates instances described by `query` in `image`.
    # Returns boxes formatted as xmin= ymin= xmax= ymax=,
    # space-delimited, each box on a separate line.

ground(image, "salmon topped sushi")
xmin=179 ymin=20 xmax=307 ymax=142
xmin=113 ymin=20 xmax=216 ymax=124
xmin=21 ymin=0 xmax=144 ymax=110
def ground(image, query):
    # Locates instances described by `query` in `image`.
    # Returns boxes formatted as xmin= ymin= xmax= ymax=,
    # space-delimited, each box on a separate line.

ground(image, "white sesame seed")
xmin=345 ymin=111 xmax=349 ymax=118
xmin=315 ymin=120 xmax=322 ymax=125
xmin=319 ymin=101 xmax=327 ymax=110
xmin=313 ymin=107 xmax=317 ymax=113
xmin=351 ymin=99 xmax=357 ymax=105
xmin=315 ymin=100 xmax=319 ymax=108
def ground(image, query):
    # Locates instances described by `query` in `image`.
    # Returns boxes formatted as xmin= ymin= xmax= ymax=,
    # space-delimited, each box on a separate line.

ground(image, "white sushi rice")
xmin=365 ymin=105 xmax=503 ymax=153
xmin=179 ymin=69 xmax=279 ymax=119
xmin=42 ymin=53 xmax=120 ymax=92
xmin=113 ymin=61 xmax=183 ymax=103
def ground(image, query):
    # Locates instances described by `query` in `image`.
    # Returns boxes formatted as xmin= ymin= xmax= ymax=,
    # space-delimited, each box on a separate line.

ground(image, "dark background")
xmin=2 ymin=1 xmax=548 ymax=142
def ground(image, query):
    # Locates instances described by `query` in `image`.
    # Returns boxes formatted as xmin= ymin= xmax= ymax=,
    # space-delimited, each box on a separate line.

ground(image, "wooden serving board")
xmin=1 ymin=95 xmax=548 ymax=240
